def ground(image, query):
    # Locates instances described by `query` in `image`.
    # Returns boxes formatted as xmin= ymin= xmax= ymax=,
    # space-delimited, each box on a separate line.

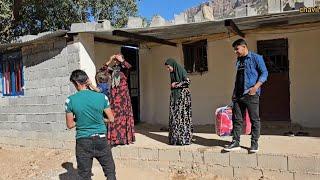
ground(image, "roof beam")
xmin=112 ymin=30 xmax=177 ymax=47
xmin=224 ymin=19 xmax=245 ymax=38
xmin=94 ymin=37 xmax=137 ymax=46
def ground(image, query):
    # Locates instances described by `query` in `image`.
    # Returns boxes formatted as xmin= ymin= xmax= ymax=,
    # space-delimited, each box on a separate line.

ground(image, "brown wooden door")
xmin=257 ymin=39 xmax=290 ymax=121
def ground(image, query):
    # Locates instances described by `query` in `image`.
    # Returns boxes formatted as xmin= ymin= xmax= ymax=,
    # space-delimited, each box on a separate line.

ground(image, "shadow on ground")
xmin=59 ymin=162 xmax=78 ymax=180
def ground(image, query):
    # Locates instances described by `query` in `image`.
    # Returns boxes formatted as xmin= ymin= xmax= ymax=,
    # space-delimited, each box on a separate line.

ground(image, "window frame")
xmin=0 ymin=49 xmax=24 ymax=97
xmin=182 ymin=39 xmax=208 ymax=74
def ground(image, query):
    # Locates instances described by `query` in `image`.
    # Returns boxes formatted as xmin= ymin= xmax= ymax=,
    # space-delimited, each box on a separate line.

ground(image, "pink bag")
xmin=215 ymin=106 xmax=251 ymax=136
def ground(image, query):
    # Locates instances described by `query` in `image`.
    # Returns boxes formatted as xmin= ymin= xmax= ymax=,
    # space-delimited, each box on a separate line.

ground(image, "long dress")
xmin=100 ymin=61 xmax=135 ymax=145
xmin=169 ymin=78 xmax=193 ymax=145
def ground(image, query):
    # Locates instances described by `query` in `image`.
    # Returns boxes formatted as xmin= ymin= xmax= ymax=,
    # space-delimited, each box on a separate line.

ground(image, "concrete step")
xmin=110 ymin=145 xmax=320 ymax=180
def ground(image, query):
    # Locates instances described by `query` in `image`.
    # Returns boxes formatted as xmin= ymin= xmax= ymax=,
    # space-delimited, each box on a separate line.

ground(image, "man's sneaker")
xmin=223 ymin=141 xmax=241 ymax=151
xmin=249 ymin=141 xmax=259 ymax=153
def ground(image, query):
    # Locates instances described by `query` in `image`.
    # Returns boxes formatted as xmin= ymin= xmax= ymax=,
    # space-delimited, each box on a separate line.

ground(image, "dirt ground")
xmin=0 ymin=146 xmax=233 ymax=180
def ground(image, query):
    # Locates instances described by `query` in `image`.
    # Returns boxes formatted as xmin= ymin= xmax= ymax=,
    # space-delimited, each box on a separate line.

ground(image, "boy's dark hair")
xmin=70 ymin=69 xmax=89 ymax=85
xmin=232 ymin=39 xmax=247 ymax=48
xmin=95 ymin=71 xmax=109 ymax=84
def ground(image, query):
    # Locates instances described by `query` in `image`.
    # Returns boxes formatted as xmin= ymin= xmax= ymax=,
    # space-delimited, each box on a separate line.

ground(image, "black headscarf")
xmin=165 ymin=58 xmax=187 ymax=102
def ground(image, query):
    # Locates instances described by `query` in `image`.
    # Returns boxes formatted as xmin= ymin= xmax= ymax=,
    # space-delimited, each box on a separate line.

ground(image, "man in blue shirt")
xmin=65 ymin=69 xmax=116 ymax=180
xmin=224 ymin=39 xmax=268 ymax=153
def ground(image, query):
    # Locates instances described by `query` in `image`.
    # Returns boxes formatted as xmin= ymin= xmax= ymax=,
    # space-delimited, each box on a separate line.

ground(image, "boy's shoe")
xmin=249 ymin=141 xmax=259 ymax=153
xmin=223 ymin=140 xmax=241 ymax=151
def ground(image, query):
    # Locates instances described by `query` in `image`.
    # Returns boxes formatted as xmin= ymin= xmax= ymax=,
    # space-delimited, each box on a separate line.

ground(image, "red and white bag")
xmin=215 ymin=105 xmax=251 ymax=136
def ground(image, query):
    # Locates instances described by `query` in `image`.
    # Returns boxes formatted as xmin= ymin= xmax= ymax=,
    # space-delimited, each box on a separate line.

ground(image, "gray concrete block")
xmin=60 ymin=85 xmax=71 ymax=95
xmin=158 ymin=161 xmax=170 ymax=172
xmin=127 ymin=17 xmax=143 ymax=28
xmin=0 ymin=136 xmax=17 ymax=146
xmin=101 ymin=20 xmax=112 ymax=30
xmin=9 ymin=96 xmax=47 ymax=105
xmin=204 ymin=151 xmax=229 ymax=166
xmin=25 ymin=56 xmax=68 ymax=74
xmin=258 ymin=154 xmax=288 ymax=170
xmin=0 ymin=129 xmax=19 ymax=137
xmin=147 ymin=161 xmax=168 ymax=171
xmin=71 ymin=22 xmax=97 ymax=32
xmin=21 ymin=122 xmax=52 ymax=132
xmin=295 ymin=172 xmax=320 ymax=180
xmin=233 ymin=167 xmax=263 ymax=179
xmin=288 ymin=156 xmax=320 ymax=173
xmin=191 ymin=163 xmax=208 ymax=174
xmin=112 ymin=147 xmax=121 ymax=159
xmin=193 ymin=151 xmax=204 ymax=163
xmin=0 ymin=98 xmax=9 ymax=106
xmin=159 ymin=149 xmax=180 ymax=161
xmin=139 ymin=148 xmax=159 ymax=161
xmin=25 ymin=76 xmax=69 ymax=90
xmin=54 ymin=131 xmax=75 ymax=141
xmin=207 ymin=165 xmax=233 ymax=178
xmin=25 ymin=113 xmax=65 ymax=123
xmin=48 ymin=67 xmax=69 ymax=77
xmin=16 ymin=115 xmax=26 ymax=122
xmin=47 ymin=95 xmax=69 ymax=105
xmin=0 ymin=104 xmax=64 ymax=114
xmin=25 ymin=86 xmax=65 ymax=97
xmin=169 ymin=161 xmax=192 ymax=173
xmin=119 ymin=147 xmax=139 ymax=159
xmin=127 ymin=159 xmax=149 ymax=169
xmin=268 ymin=0 xmax=281 ymax=13
xmin=180 ymin=151 xmax=193 ymax=162
xmin=230 ymin=152 xmax=257 ymax=168
xmin=52 ymin=122 xmax=70 ymax=132
xmin=263 ymin=170 xmax=294 ymax=180
xmin=7 ymin=114 xmax=15 ymax=121
xmin=0 ymin=114 xmax=8 ymax=121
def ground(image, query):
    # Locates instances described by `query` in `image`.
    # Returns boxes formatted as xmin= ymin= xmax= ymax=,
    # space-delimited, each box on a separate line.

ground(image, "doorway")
xmin=121 ymin=46 xmax=140 ymax=124
xmin=257 ymin=38 xmax=290 ymax=121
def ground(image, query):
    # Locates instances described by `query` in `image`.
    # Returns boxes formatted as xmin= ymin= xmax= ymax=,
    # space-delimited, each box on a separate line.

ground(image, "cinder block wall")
xmin=0 ymin=38 xmax=80 ymax=149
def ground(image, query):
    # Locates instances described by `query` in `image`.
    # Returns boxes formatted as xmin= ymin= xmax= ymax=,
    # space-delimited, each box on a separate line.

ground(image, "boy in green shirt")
xmin=65 ymin=69 xmax=116 ymax=180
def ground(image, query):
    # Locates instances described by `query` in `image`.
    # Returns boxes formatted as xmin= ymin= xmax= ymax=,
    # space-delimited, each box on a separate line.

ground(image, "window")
xmin=257 ymin=38 xmax=288 ymax=73
xmin=182 ymin=40 xmax=208 ymax=74
xmin=0 ymin=49 xmax=24 ymax=96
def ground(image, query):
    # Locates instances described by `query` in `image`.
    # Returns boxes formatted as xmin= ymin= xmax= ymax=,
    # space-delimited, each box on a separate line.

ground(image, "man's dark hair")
xmin=70 ymin=69 xmax=89 ymax=85
xmin=232 ymin=39 xmax=247 ymax=48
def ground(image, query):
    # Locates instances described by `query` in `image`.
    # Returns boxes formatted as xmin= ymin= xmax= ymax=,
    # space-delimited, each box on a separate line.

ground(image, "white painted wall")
xmin=76 ymin=33 xmax=97 ymax=85
xmin=94 ymin=42 xmax=121 ymax=69
xmin=139 ymin=27 xmax=320 ymax=127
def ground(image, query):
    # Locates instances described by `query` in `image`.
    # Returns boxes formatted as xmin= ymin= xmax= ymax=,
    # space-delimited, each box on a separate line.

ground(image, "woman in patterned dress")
xmin=165 ymin=58 xmax=193 ymax=145
xmin=99 ymin=54 xmax=135 ymax=145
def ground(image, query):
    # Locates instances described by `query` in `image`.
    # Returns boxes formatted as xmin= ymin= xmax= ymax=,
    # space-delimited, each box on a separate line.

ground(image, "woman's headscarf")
xmin=165 ymin=58 xmax=187 ymax=102
xmin=109 ymin=65 xmax=121 ymax=88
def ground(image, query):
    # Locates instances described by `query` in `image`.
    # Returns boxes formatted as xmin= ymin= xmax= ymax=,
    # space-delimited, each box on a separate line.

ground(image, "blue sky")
xmin=138 ymin=0 xmax=207 ymax=21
